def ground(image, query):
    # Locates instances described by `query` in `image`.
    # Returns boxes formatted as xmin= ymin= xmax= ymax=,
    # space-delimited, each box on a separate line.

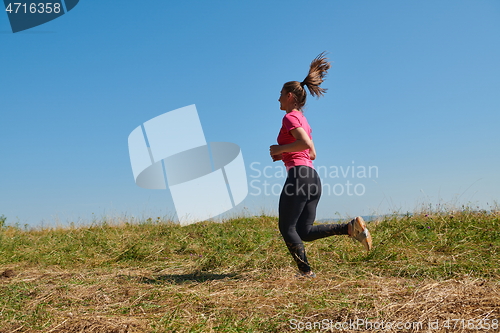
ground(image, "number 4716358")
xmin=5 ymin=3 xmax=62 ymax=14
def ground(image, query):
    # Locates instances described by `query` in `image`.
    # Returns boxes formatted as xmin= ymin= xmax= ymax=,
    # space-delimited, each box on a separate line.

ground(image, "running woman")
xmin=269 ymin=52 xmax=372 ymax=278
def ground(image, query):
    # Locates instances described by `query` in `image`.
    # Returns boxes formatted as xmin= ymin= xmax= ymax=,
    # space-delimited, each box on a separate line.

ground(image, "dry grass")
xmin=1 ymin=267 xmax=499 ymax=332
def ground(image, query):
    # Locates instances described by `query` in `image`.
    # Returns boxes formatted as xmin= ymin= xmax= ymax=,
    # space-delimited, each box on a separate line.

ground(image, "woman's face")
xmin=278 ymin=88 xmax=290 ymax=111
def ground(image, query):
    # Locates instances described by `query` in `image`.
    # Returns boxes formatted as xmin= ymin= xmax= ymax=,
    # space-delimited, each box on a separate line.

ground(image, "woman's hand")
xmin=270 ymin=145 xmax=284 ymax=161
xmin=271 ymin=153 xmax=283 ymax=162
xmin=269 ymin=144 xmax=283 ymax=156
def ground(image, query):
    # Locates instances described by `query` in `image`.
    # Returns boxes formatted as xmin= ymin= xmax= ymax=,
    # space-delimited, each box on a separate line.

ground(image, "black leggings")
xmin=279 ymin=166 xmax=348 ymax=273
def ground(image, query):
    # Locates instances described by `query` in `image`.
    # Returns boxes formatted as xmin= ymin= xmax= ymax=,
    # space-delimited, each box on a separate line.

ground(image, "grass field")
xmin=0 ymin=209 xmax=499 ymax=332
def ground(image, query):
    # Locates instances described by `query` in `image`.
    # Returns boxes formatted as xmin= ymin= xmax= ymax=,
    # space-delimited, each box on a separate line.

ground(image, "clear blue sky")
xmin=1 ymin=0 xmax=499 ymax=227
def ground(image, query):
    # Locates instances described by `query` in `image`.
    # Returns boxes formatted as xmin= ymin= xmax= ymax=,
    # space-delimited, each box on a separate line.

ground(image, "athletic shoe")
xmin=349 ymin=216 xmax=373 ymax=251
xmin=295 ymin=271 xmax=316 ymax=278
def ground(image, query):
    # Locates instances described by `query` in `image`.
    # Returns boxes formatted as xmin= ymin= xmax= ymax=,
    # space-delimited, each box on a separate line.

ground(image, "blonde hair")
xmin=282 ymin=52 xmax=331 ymax=109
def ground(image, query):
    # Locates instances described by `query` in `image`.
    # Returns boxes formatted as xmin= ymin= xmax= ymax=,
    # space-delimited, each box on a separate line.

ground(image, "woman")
xmin=269 ymin=52 xmax=372 ymax=278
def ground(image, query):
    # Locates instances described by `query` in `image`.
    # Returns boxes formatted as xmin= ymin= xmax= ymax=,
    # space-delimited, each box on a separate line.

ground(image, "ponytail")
xmin=302 ymin=51 xmax=330 ymax=98
xmin=282 ymin=51 xmax=331 ymax=110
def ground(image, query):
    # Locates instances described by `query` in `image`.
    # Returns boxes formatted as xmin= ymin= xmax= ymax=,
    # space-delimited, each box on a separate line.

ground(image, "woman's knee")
xmin=297 ymin=226 xmax=314 ymax=242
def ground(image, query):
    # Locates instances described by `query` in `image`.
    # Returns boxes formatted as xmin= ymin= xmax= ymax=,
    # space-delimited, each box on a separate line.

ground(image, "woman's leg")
xmin=294 ymin=167 xmax=349 ymax=241
xmin=279 ymin=166 xmax=359 ymax=273
xmin=278 ymin=167 xmax=313 ymax=273
xmin=279 ymin=167 xmax=372 ymax=275
xmin=296 ymin=205 xmax=349 ymax=242
xmin=295 ymin=174 xmax=373 ymax=251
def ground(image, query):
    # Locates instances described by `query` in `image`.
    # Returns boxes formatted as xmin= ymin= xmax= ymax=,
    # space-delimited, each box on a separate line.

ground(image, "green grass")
xmin=0 ymin=210 xmax=499 ymax=332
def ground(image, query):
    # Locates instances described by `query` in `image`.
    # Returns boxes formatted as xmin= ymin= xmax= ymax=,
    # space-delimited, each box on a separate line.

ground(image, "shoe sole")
xmin=296 ymin=271 xmax=316 ymax=278
xmin=351 ymin=216 xmax=373 ymax=251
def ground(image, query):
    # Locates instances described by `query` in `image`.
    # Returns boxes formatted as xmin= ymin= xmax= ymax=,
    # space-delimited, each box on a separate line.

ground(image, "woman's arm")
xmin=269 ymin=127 xmax=316 ymax=159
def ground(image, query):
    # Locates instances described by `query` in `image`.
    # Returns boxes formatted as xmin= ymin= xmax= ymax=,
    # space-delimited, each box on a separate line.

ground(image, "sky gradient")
xmin=1 ymin=0 xmax=499 ymax=227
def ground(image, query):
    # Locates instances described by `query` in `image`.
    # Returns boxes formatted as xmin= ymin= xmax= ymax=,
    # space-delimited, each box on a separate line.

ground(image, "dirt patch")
xmin=0 ymin=269 xmax=16 ymax=278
